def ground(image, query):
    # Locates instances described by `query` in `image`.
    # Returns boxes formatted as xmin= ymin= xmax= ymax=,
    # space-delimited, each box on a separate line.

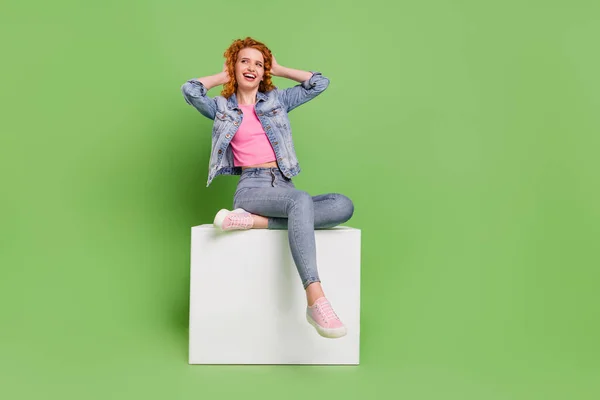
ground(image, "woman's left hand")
xmin=271 ymin=55 xmax=281 ymax=76
xmin=268 ymin=56 xmax=310 ymax=83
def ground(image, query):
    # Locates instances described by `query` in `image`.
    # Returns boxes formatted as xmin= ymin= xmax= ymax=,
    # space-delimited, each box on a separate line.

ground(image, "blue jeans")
xmin=233 ymin=167 xmax=354 ymax=289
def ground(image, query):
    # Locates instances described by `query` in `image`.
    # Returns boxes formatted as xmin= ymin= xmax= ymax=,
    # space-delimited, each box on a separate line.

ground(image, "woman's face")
xmin=234 ymin=47 xmax=265 ymax=91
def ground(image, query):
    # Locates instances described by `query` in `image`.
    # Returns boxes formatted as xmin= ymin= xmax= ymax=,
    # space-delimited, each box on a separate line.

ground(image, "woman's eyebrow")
xmin=240 ymin=57 xmax=263 ymax=64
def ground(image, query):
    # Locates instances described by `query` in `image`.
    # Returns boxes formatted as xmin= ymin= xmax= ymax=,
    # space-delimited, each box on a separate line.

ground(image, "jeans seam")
xmin=288 ymin=196 xmax=313 ymax=287
xmin=235 ymin=195 xmax=315 ymax=286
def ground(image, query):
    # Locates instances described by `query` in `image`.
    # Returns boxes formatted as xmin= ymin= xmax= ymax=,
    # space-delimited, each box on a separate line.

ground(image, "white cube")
xmin=189 ymin=224 xmax=361 ymax=365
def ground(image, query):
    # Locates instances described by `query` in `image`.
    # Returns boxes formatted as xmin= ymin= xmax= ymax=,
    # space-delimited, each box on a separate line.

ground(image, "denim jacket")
xmin=181 ymin=72 xmax=329 ymax=186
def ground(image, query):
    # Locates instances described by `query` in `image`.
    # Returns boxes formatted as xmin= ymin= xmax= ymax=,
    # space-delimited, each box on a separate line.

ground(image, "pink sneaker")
xmin=306 ymin=297 xmax=347 ymax=338
xmin=213 ymin=208 xmax=254 ymax=231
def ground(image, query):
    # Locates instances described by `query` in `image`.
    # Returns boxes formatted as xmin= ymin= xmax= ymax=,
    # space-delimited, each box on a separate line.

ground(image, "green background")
xmin=1 ymin=0 xmax=599 ymax=398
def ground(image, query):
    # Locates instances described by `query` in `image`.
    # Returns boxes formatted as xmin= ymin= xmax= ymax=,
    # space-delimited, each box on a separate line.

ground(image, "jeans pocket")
xmin=233 ymin=187 xmax=249 ymax=208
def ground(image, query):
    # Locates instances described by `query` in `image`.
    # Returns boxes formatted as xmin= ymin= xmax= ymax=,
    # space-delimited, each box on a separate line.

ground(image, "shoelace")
xmin=316 ymin=301 xmax=339 ymax=323
xmin=226 ymin=212 xmax=253 ymax=229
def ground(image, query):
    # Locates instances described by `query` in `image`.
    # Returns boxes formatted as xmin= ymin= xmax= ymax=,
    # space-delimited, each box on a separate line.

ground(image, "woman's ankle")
xmin=305 ymin=282 xmax=325 ymax=306
xmin=251 ymin=214 xmax=269 ymax=229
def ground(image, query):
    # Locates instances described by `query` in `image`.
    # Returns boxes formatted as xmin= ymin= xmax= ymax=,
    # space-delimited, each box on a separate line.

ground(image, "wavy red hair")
xmin=221 ymin=37 xmax=275 ymax=98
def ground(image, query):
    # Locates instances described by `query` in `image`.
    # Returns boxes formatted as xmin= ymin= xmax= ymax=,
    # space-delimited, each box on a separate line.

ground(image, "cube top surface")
xmin=193 ymin=224 xmax=360 ymax=231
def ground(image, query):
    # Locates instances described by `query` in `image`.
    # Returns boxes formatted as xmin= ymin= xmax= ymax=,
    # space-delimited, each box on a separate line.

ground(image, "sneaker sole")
xmin=213 ymin=209 xmax=231 ymax=229
xmin=306 ymin=313 xmax=347 ymax=339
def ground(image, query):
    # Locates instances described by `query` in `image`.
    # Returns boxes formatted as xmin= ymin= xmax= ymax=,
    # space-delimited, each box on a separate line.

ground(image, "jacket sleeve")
xmin=181 ymin=79 xmax=217 ymax=120
xmin=276 ymin=72 xmax=330 ymax=113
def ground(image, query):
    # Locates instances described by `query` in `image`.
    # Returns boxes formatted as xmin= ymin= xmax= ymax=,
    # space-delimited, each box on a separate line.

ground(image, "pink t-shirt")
xmin=230 ymin=104 xmax=276 ymax=167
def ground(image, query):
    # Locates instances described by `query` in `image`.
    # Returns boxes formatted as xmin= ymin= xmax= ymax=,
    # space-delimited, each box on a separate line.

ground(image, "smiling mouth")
xmin=243 ymin=73 xmax=257 ymax=81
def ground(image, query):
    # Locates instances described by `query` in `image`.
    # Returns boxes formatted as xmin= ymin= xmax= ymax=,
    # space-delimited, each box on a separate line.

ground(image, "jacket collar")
xmin=227 ymin=91 xmax=268 ymax=109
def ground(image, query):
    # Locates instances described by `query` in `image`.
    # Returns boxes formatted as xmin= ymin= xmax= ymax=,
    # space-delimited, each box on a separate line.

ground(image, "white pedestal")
xmin=189 ymin=225 xmax=361 ymax=365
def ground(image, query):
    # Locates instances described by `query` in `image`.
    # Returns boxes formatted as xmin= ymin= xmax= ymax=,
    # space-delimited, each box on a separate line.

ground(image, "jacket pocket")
xmin=264 ymin=106 xmax=283 ymax=117
xmin=264 ymin=106 xmax=288 ymax=129
xmin=213 ymin=111 xmax=233 ymax=136
xmin=215 ymin=111 xmax=233 ymax=121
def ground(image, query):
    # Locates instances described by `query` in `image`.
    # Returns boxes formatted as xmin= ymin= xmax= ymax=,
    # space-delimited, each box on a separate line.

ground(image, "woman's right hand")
xmin=196 ymin=64 xmax=230 ymax=90
xmin=221 ymin=62 xmax=231 ymax=85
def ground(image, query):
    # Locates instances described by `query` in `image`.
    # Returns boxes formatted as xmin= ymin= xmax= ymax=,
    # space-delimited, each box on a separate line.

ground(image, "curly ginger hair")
xmin=221 ymin=37 xmax=276 ymax=98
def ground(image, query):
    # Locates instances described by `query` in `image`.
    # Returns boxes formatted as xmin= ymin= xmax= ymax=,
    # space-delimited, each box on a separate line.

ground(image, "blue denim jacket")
xmin=181 ymin=72 xmax=329 ymax=186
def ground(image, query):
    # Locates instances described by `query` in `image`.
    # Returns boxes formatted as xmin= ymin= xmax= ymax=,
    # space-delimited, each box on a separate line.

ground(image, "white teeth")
xmin=244 ymin=73 xmax=256 ymax=79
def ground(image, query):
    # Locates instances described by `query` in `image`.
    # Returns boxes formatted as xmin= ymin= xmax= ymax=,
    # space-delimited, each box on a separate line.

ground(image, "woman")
xmin=181 ymin=37 xmax=354 ymax=339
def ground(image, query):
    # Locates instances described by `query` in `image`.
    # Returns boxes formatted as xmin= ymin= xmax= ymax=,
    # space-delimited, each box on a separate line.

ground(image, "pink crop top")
xmin=230 ymin=104 xmax=277 ymax=167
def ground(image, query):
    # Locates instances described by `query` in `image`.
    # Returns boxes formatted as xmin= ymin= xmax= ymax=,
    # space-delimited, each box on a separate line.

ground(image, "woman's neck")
xmin=236 ymin=88 xmax=258 ymax=105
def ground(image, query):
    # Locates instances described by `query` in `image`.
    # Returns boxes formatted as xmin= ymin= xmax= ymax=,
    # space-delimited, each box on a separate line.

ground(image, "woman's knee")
xmin=290 ymin=190 xmax=314 ymax=213
xmin=337 ymin=194 xmax=355 ymax=222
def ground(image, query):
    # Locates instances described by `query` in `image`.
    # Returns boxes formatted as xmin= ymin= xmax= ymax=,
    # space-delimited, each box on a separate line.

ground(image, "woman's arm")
xmin=198 ymin=64 xmax=230 ymax=89
xmin=181 ymin=64 xmax=230 ymax=120
xmin=271 ymin=57 xmax=312 ymax=83
xmin=271 ymin=57 xmax=330 ymax=112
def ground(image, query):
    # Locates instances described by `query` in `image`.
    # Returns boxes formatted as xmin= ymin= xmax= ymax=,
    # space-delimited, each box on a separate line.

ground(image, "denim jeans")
xmin=233 ymin=167 xmax=354 ymax=289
